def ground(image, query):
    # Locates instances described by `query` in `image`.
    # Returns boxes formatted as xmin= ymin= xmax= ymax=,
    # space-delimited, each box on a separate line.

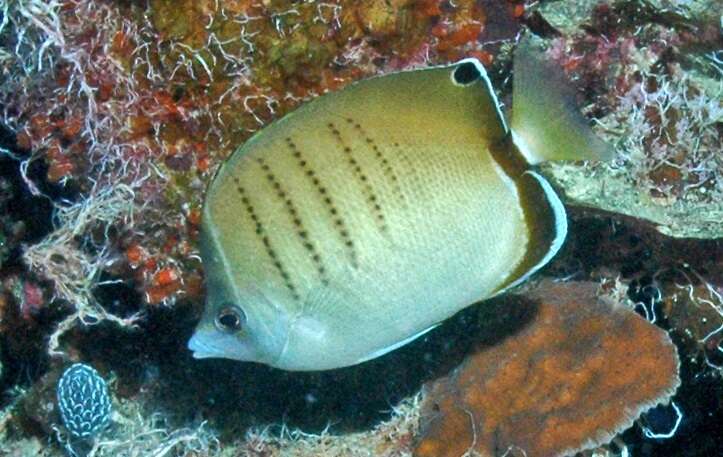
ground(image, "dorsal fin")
xmin=511 ymin=35 xmax=614 ymax=164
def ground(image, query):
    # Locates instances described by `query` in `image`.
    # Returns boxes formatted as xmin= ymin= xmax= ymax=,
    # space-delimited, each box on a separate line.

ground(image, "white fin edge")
xmin=451 ymin=57 xmax=509 ymax=133
xmin=497 ymin=170 xmax=567 ymax=294
xmin=354 ymin=323 xmax=440 ymax=365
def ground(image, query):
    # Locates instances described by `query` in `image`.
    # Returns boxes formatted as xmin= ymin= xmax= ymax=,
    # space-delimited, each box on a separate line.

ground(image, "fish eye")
xmin=215 ymin=305 xmax=246 ymax=333
xmin=452 ymin=61 xmax=482 ymax=85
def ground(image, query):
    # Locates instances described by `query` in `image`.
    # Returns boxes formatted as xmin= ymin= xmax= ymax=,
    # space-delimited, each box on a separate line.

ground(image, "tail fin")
xmin=510 ymin=35 xmax=614 ymax=165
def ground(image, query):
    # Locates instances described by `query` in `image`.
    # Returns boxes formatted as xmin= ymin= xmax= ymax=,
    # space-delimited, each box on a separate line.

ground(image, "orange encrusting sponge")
xmin=415 ymin=280 xmax=680 ymax=457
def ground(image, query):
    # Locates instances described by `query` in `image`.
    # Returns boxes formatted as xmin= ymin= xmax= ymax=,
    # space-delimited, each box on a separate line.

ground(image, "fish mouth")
xmin=187 ymin=328 xmax=264 ymax=363
xmin=187 ymin=331 xmax=221 ymax=359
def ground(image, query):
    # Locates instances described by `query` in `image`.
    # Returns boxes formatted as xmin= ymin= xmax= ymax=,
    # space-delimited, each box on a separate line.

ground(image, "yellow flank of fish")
xmin=188 ymin=37 xmax=612 ymax=371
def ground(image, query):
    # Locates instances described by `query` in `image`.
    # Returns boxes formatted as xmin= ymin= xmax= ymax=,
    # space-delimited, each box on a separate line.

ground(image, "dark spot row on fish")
xmin=346 ymin=117 xmax=405 ymax=206
xmin=326 ymin=121 xmax=388 ymax=232
xmin=232 ymin=178 xmax=300 ymax=301
xmin=284 ymin=137 xmax=359 ymax=269
xmin=254 ymin=157 xmax=329 ymax=287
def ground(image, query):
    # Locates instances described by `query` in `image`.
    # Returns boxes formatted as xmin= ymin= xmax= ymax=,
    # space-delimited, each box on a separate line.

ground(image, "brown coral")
xmin=414 ymin=280 xmax=680 ymax=457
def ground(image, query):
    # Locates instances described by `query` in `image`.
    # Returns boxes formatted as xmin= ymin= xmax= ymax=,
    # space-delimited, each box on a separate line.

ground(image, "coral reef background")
xmin=0 ymin=0 xmax=721 ymax=456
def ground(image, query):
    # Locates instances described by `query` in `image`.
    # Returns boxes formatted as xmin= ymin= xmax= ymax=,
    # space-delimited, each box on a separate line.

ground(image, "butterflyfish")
xmin=188 ymin=37 xmax=613 ymax=371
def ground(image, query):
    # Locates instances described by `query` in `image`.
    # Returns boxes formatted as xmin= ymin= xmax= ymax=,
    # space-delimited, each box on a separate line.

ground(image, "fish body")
xmin=189 ymin=39 xmax=611 ymax=370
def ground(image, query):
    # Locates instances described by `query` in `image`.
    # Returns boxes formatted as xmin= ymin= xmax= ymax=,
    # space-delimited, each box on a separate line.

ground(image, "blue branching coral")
xmin=57 ymin=363 xmax=112 ymax=439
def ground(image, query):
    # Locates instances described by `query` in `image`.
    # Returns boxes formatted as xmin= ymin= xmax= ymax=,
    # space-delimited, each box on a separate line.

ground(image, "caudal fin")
xmin=510 ymin=35 xmax=614 ymax=165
